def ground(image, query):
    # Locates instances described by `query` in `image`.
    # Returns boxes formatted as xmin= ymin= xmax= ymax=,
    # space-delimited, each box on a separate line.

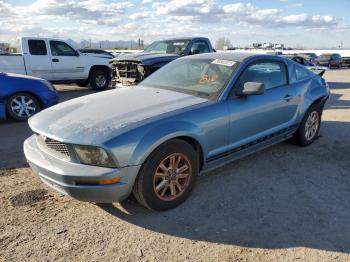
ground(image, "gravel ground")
xmin=0 ymin=70 xmax=350 ymax=261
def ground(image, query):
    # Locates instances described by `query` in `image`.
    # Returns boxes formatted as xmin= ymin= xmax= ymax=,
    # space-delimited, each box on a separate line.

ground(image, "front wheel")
xmin=133 ymin=139 xmax=199 ymax=211
xmin=6 ymin=92 xmax=40 ymax=121
xmin=293 ymin=105 xmax=322 ymax=146
xmin=90 ymin=69 xmax=110 ymax=91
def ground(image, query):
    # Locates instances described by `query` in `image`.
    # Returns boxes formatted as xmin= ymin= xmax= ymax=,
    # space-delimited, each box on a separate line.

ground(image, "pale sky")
xmin=0 ymin=0 xmax=349 ymax=48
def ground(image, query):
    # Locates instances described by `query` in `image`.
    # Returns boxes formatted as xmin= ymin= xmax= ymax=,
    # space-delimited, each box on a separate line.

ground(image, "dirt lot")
xmin=1 ymin=71 xmax=350 ymax=261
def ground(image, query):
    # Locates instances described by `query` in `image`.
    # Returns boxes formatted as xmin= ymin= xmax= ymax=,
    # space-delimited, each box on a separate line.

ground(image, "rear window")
xmin=28 ymin=40 xmax=47 ymax=55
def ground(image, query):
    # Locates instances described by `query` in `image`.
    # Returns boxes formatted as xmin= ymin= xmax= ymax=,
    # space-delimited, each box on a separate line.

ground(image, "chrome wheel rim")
xmin=95 ymin=75 xmax=106 ymax=88
xmin=305 ymin=111 xmax=319 ymax=141
xmin=10 ymin=95 xmax=37 ymax=118
xmin=153 ymin=153 xmax=192 ymax=201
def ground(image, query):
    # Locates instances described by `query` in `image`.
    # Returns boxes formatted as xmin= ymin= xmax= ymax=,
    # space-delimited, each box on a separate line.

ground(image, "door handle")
xmin=283 ymin=94 xmax=294 ymax=102
xmin=52 ymin=58 xmax=59 ymax=62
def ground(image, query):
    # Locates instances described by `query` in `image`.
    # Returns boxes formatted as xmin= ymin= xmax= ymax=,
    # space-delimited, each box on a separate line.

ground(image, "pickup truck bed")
xmin=0 ymin=54 xmax=26 ymax=75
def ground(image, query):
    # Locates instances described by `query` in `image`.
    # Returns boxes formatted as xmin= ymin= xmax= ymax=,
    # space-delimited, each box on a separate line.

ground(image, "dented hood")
xmin=28 ymin=87 xmax=208 ymax=145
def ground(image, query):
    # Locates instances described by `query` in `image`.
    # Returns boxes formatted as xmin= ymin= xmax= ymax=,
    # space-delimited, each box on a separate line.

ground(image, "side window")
xmin=191 ymin=41 xmax=210 ymax=54
xmin=28 ymin=40 xmax=47 ymax=55
xmin=294 ymin=65 xmax=310 ymax=81
xmin=237 ymin=61 xmax=287 ymax=90
xmin=50 ymin=41 xmax=77 ymax=56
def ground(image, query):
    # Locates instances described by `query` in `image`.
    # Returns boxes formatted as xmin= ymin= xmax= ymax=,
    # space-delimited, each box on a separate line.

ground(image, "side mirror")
xmin=75 ymin=50 xmax=80 ymax=56
xmin=235 ymin=82 xmax=265 ymax=96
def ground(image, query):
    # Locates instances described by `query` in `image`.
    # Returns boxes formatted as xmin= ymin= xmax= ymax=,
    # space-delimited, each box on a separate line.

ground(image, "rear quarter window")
xmin=28 ymin=40 xmax=47 ymax=56
xmin=291 ymin=65 xmax=310 ymax=82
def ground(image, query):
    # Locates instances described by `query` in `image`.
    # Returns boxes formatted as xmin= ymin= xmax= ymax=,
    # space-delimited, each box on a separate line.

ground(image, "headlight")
xmin=74 ymin=145 xmax=117 ymax=168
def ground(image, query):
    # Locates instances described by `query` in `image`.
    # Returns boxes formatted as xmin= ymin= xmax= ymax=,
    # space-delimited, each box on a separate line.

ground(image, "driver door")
xmin=227 ymin=60 xmax=299 ymax=149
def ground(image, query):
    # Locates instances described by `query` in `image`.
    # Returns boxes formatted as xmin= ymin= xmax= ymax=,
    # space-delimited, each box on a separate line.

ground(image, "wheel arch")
xmin=88 ymin=65 xmax=111 ymax=79
xmin=126 ymin=120 xmax=206 ymax=171
xmin=139 ymin=134 xmax=204 ymax=171
xmin=164 ymin=136 xmax=204 ymax=170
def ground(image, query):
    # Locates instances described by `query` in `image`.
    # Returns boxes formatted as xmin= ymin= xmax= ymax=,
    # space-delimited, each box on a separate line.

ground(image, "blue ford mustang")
xmin=24 ymin=53 xmax=329 ymax=210
xmin=0 ymin=72 xmax=58 ymax=121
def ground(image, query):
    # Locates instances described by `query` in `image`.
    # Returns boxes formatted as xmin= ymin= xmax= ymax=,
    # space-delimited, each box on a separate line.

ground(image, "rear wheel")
xmin=133 ymin=139 xmax=198 ymax=211
xmin=6 ymin=92 xmax=40 ymax=121
xmin=90 ymin=69 xmax=110 ymax=91
xmin=293 ymin=104 xmax=321 ymax=146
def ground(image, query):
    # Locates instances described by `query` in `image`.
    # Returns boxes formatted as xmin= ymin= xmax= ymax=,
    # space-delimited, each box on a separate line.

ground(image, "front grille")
xmin=45 ymin=138 xmax=69 ymax=157
xmin=36 ymin=135 xmax=70 ymax=160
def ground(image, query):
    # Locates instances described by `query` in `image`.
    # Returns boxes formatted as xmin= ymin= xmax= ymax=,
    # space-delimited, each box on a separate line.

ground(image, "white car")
xmin=0 ymin=37 xmax=112 ymax=90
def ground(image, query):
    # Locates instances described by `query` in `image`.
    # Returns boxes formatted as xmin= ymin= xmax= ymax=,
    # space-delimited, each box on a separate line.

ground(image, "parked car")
xmin=281 ymin=55 xmax=327 ymax=76
xmin=316 ymin=53 xmax=343 ymax=69
xmin=0 ymin=72 xmax=58 ymax=121
xmin=24 ymin=53 xmax=329 ymax=210
xmin=282 ymin=55 xmax=315 ymax=66
xmin=298 ymin=53 xmax=318 ymax=63
xmin=110 ymin=37 xmax=215 ymax=86
xmin=341 ymin=57 xmax=350 ymax=68
xmin=78 ymin=48 xmax=115 ymax=59
xmin=0 ymin=37 xmax=112 ymax=90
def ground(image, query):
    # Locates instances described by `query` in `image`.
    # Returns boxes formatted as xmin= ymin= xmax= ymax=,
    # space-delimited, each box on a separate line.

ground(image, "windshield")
xmin=139 ymin=58 xmax=239 ymax=99
xmin=144 ymin=40 xmax=190 ymax=55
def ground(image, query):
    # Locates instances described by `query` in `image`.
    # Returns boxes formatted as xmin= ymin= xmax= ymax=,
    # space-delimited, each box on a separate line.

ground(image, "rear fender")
xmin=301 ymin=77 xmax=329 ymax=117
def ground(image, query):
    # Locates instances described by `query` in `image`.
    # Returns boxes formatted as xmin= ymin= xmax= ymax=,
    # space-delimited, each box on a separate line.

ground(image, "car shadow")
xmin=99 ymin=119 xmax=350 ymax=253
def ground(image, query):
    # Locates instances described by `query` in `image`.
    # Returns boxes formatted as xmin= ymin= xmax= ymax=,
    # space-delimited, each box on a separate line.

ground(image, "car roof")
xmin=187 ymin=52 xmax=280 ymax=63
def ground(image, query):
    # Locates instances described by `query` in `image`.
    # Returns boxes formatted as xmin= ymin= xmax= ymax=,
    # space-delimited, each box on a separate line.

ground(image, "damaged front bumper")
xmin=111 ymin=60 xmax=149 ymax=87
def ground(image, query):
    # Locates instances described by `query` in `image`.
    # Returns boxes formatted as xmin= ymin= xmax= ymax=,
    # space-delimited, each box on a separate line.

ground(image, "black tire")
xmin=293 ymin=104 xmax=322 ymax=146
xmin=89 ymin=69 xmax=110 ymax=91
xmin=133 ymin=139 xmax=199 ymax=211
xmin=6 ymin=92 xmax=40 ymax=121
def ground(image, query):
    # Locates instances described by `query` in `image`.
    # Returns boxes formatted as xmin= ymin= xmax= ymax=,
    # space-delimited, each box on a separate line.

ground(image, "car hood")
xmin=81 ymin=53 xmax=113 ymax=59
xmin=110 ymin=52 xmax=180 ymax=65
xmin=29 ymin=87 xmax=208 ymax=145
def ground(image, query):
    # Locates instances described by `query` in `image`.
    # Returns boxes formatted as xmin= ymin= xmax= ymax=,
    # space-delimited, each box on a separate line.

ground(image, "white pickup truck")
xmin=0 ymin=37 xmax=112 ymax=90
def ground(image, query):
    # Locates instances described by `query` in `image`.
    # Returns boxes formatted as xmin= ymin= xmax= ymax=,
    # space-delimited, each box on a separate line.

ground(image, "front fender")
xmin=129 ymin=120 xmax=203 ymax=167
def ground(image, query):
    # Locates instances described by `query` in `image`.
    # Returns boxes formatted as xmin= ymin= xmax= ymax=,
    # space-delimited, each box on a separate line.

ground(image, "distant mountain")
xmin=67 ymin=39 xmax=140 ymax=49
